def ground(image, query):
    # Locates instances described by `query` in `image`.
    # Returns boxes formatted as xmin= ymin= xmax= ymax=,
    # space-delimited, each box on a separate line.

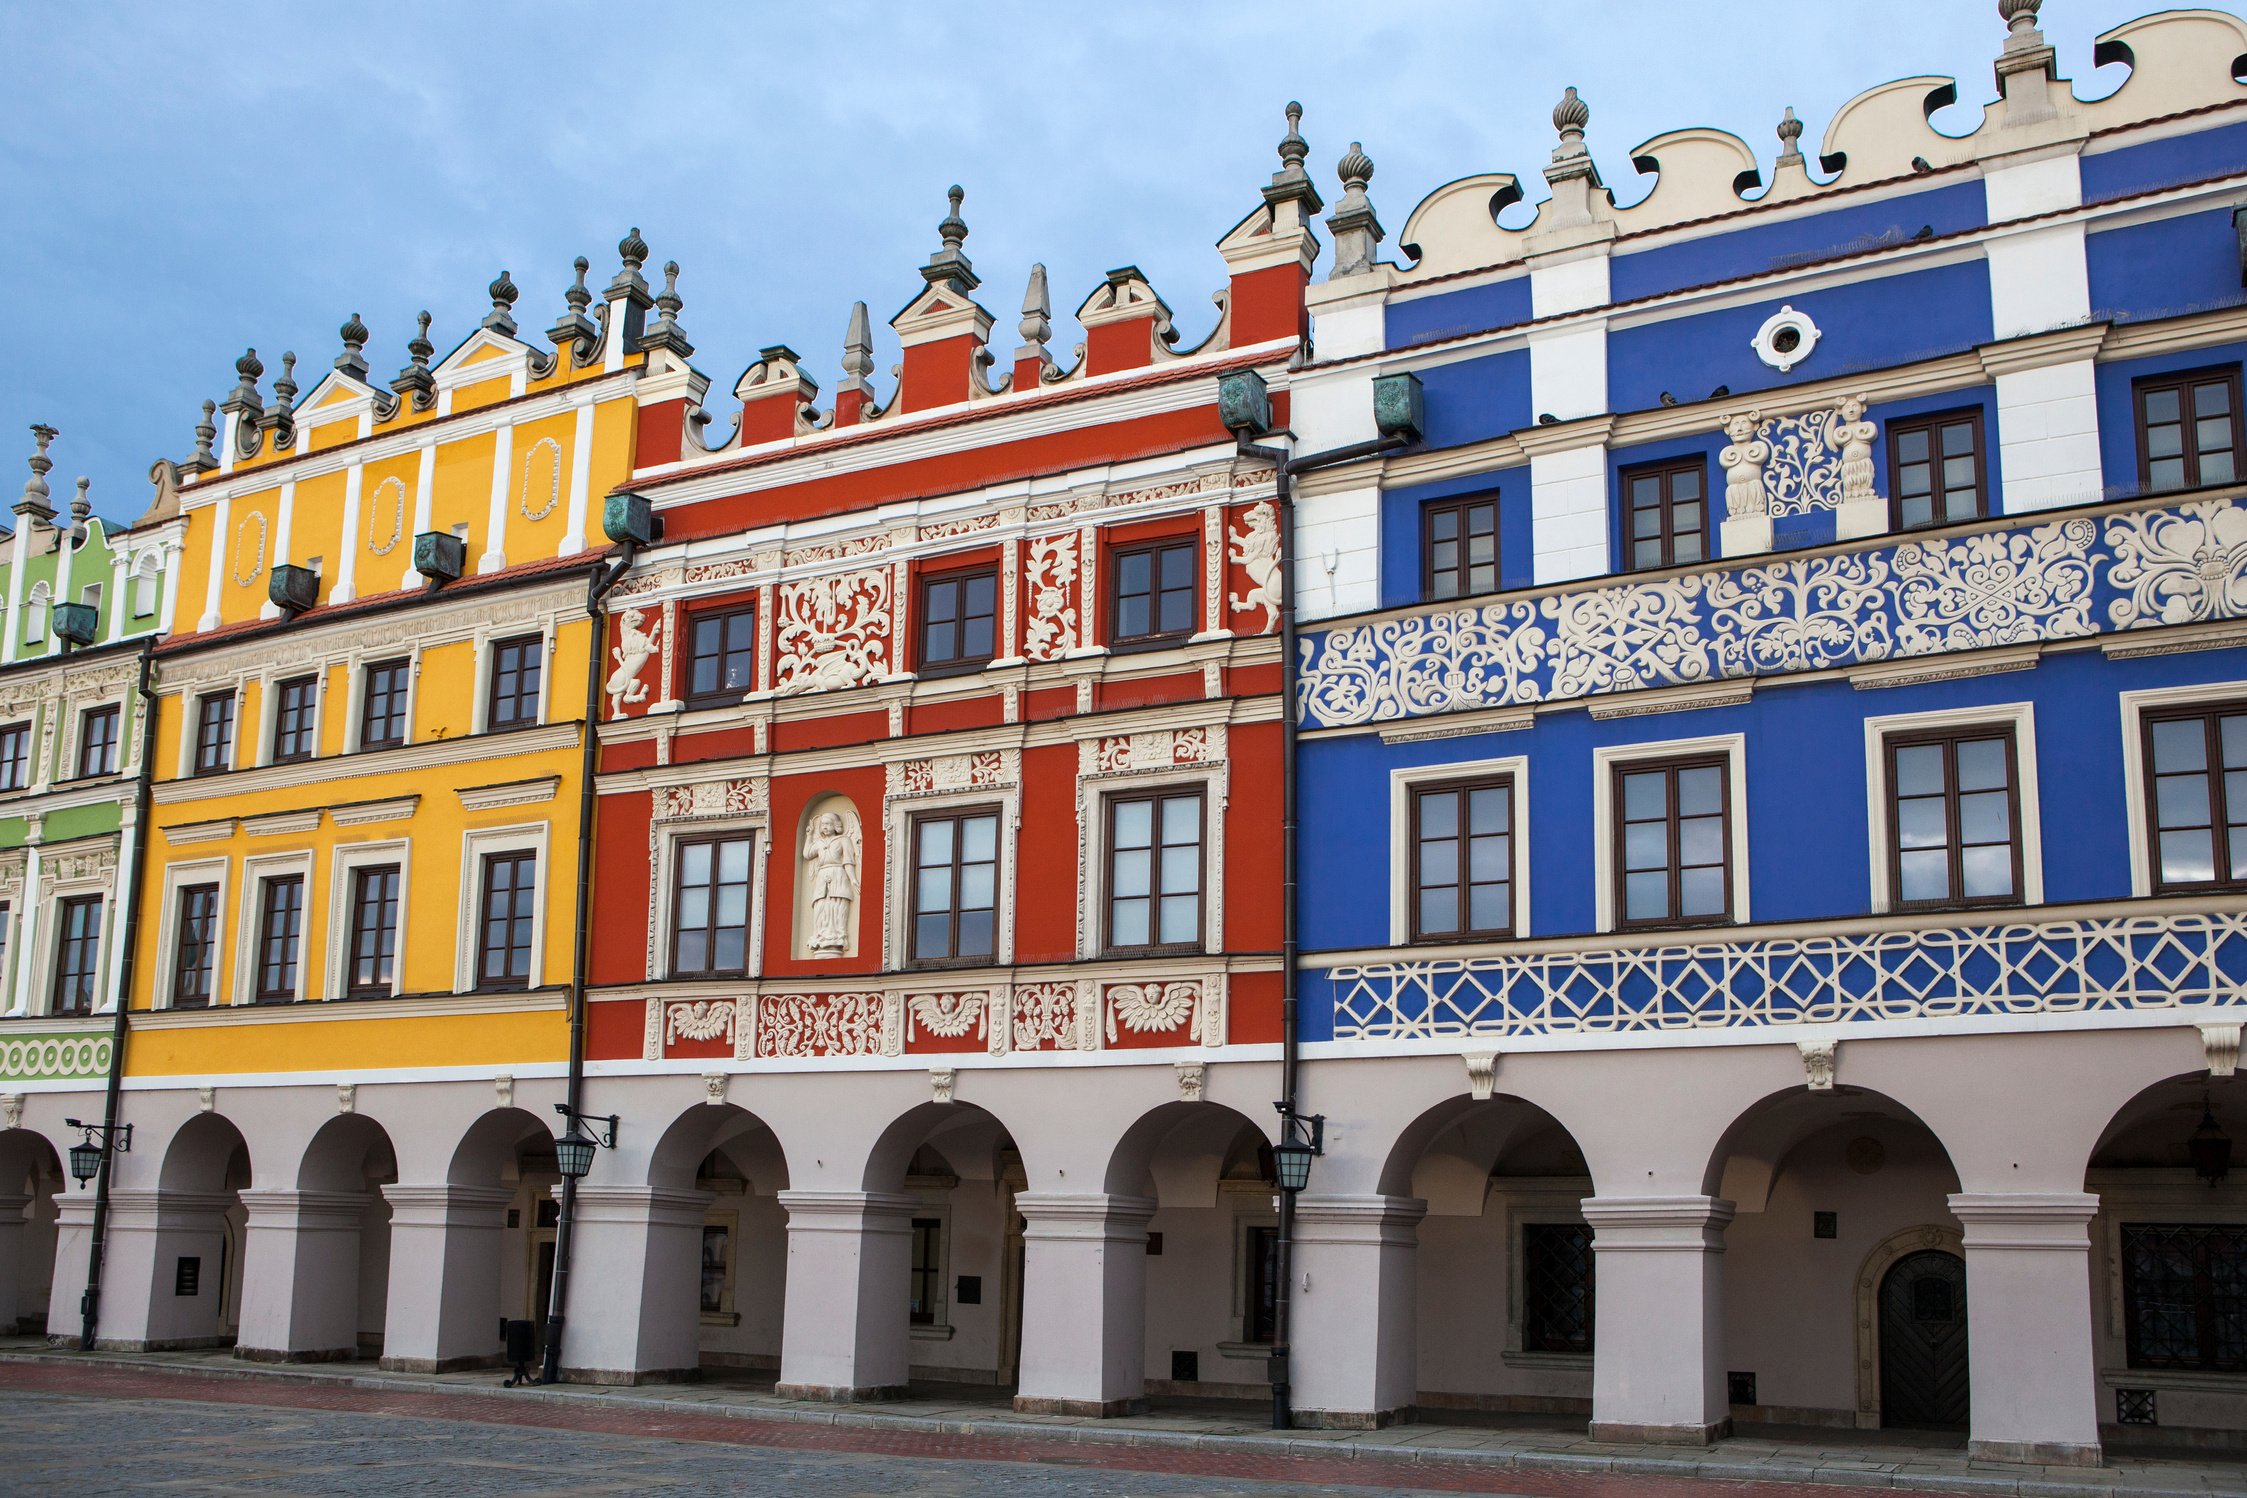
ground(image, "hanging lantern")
xmin=2190 ymin=1096 xmax=2232 ymax=1188
xmin=66 ymin=1139 xmax=102 ymax=1187
xmin=553 ymin=1128 xmax=598 ymax=1181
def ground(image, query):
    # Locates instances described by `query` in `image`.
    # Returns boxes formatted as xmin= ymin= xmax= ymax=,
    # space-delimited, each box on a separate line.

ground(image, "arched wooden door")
xmin=1878 ymin=1249 xmax=1969 ymax=1429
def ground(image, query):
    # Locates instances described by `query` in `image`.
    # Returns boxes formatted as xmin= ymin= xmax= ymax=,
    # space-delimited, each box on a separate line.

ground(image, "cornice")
xmin=133 ymin=986 xmax=567 ymax=1029
xmin=153 ymin=722 xmax=581 ymax=806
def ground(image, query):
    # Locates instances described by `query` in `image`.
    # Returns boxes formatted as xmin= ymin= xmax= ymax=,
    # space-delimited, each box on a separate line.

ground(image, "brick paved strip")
xmin=0 ymin=1358 xmax=1998 ymax=1498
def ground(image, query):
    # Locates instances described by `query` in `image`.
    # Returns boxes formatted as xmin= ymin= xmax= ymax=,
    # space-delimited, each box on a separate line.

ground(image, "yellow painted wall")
xmin=128 ymin=1006 xmax=567 ymax=1076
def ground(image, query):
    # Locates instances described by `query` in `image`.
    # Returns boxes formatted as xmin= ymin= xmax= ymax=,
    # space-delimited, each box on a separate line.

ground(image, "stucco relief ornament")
xmin=1705 ymin=552 xmax=1893 ymax=675
xmin=1106 ymin=981 xmax=1198 ymax=1042
xmin=1827 ymin=395 xmax=1877 ymax=504
xmin=667 ymin=999 xmax=735 ymax=1046
xmin=1295 ymin=601 xmax=1549 ymax=727
xmin=2105 ymin=500 xmax=2247 ymax=628
xmin=1718 ymin=411 xmax=1770 ymax=518
xmin=774 ymin=568 xmax=889 ymax=693
xmin=801 ymin=811 xmax=862 ymax=958
xmin=1227 ymin=501 xmax=1282 ymax=633
xmin=605 ymin=607 xmax=663 ymax=718
xmin=908 ymin=992 xmax=985 ymax=1040
xmin=1011 ymin=983 xmax=1086 ymax=1051
xmin=1760 ymin=407 xmax=1847 ymax=517
xmin=1892 ymin=517 xmax=2096 ymax=653
xmin=1023 ymin=535 xmax=1078 ymax=660
xmin=1543 ymin=577 xmax=1711 ymax=698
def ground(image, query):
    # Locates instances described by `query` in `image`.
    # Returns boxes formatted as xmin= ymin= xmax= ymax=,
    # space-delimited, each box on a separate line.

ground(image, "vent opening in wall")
xmin=1814 ymin=1211 xmax=1838 ymax=1240
xmin=1727 ymin=1371 xmax=1756 ymax=1406
xmin=174 ymin=1256 xmax=200 ymax=1296
xmin=1171 ymin=1351 xmax=1198 ymax=1382
xmin=1751 ymin=304 xmax=1821 ymax=373
xmin=2117 ymin=1387 xmax=2157 ymax=1425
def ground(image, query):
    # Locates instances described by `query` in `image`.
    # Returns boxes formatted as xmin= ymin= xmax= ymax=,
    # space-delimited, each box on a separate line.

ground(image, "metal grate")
xmin=1522 ymin=1223 xmax=1595 ymax=1354
xmin=2117 ymin=1387 xmax=2158 ymax=1425
xmin=2121 ymin=1223 xmax=2247 ymax=1372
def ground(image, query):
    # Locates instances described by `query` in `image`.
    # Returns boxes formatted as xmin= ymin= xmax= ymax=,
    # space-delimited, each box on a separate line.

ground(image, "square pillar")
xmin=775 ymin=1190 xmax=918 ymax=1401
xmin=1581 ymin=1195 xmax=1734 ymax=1445
xmin=1948 ymin=1192 xmax=2101 ymax=1467
xmin=0 ymin=1193 xmax=33 ymax=1334
xmin=235 ymin=1188 xmax=370 ymax=1362
xmin=1012 ymin=1192 xmax=1155 ymax=1416
xmin=556 ymin=1184 xmax=712 ymax=1385
xmin=1288 ymin=1194 xmax=1426 ymax=1429
xmin=377 ymin=1183 xmax=512 ymax=1372
xmin=75 ymin=1188 xmax=234 ymax=1350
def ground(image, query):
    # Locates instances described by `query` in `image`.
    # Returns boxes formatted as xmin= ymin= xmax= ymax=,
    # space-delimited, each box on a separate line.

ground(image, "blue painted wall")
xmin=2087 ymin=208 xmax=2246 ymax=325
xmin=1379 ymin=465 xmax=1534 ymax=609
xmin=1415 ymin=346 xmax=1533 ymax=451
xmin=2082 ymin=119 xmax=2247 ymax=205
xmin=2095 ymin=339 xmax=2247 ymax=494
xmin=1387 ymin=273 xmax=1535 ymax=349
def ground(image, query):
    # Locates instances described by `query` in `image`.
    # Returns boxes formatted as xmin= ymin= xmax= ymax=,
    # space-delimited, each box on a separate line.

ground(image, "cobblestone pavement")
xmin=0 ymin=1363 xmax=1976 ymax=1498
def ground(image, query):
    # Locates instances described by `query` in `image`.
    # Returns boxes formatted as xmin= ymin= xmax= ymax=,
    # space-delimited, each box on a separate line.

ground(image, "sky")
xmin=0 ymin=1 xmax=2171 ymax=526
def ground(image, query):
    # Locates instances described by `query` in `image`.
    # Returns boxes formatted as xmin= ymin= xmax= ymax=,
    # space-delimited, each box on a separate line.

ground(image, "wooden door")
xmin=1879 ymin=1249 xmax=1970 ymax=1429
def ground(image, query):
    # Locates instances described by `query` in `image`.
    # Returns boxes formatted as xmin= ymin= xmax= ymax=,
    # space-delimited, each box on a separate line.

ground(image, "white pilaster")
xmin=774 ymin=1190 xmax=918 ymax=1399
xmin=554 ymin=1184 xmax=712 ymax=1383
xmin=1947 ymin=1192 xmax=2102 ymax=1466
xmin=561 ymin=399 xmax=595 ymax=555
xmin=1288 ymin=1194 xmax=1426 ymax=1428
xmin=400 ymin=443 xmax=436 ymax=590
xmin=331 ymin=463 xmax=364 ymax=604
xmin=1012 ymin=1192 xmax=1156 ymax=1416
xmin=234 ymin=1187 xmax=370 ymax=1361
xmin=1582 ymin=1195 xmax=1735 ymax=1445
xmin=377 ymin=1183 xmax=513 ymax=1372
xmin=478 ymin=425 xmax=514 ymax=575
xmin=1523 ymin=422 xmax=1614 ymax=585
xmin=257 ymin=480 xmax=295 ymax=621
xmin=8 ymin=840 xmax=40 ymax=1017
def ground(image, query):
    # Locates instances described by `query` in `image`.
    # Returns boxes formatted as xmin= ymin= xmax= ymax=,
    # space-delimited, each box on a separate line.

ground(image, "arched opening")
xmin=157 ymin=1112 xmax=250 ymax=1347
xmin=646 ymin=1102 xmax=789 ymax=1384
xmin=2084 ymin=1070 xmax=2247 ymax=1446
xmin=0 ymin=1130 xmax=62 ymax=1338
xmin=446 ymin=1107 xmax=560 ymax=1359
xmin=1706 ymin=1086 xmax=1963 ymax=1435
xmin=290 ymin=1114 xmax=396 ymax=1360
xmin=1376 ymin=1093 xmax=1594 ymax=1427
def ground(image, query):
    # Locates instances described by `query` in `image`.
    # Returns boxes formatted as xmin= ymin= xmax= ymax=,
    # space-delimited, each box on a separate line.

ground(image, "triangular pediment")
xmin=432 ymin=326 xmax=535 ymax=386
xmin=891 ymin=281 xmax=993 ymax=346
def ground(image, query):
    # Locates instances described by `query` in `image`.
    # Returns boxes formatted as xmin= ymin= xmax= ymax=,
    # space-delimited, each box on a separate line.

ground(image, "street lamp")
xmin=551 ymin=1103 xmax=618 ymax=1180
xmin=63 ymin=1118 xmax=131 ymax=1190
xmin=1271 ymin=1109 xmax=1324 ymax=1194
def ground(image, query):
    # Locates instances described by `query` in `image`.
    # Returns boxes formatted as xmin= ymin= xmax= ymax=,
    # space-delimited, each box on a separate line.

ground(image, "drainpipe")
xmin=540 ymin=541 xmax=636 ymax=1384
xmin=79 ymin=636 xmax=157 ymax=1349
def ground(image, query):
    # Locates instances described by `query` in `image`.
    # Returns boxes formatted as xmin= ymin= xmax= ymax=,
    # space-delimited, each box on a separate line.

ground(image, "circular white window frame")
xmin=1751 ymin=304 xmax=1821 ymax=373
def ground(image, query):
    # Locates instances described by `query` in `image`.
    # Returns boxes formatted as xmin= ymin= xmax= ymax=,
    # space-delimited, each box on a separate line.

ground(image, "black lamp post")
xmin=2191 ymin=1093 xmax=2232 ymax=1188
xmin=63 ymin=1118 xmax=130 ymax=1190
xmin=551 ymin=1102 xmax=617 ymax=1180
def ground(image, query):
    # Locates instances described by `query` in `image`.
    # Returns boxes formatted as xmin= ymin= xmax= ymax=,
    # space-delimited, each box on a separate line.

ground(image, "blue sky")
xmin=0 ymin=2 xmax=2160 ymax=524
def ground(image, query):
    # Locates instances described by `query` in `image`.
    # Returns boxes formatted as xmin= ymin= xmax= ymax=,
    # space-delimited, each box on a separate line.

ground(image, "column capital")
xmin=1947 ymin=1190 xmax=2098 ymax=1248
xmin=776 ymin=1189 xmax=920 ymax=1234
xmin=239 ymin=1188 xmax=370 ymax=1230
xmin=379 ymin=1182 xmax=514 ymax=1227
xmin=1581 ymin=1194 xmax=1735 ymax=1241
xmin=1013 ymin=1191 xmax=1155 ymax=1239
xmin=1291 ymin=1192 xmax=1428 ymax=1245
xmin=567 ymin=1183 xmax=712 ymax=1230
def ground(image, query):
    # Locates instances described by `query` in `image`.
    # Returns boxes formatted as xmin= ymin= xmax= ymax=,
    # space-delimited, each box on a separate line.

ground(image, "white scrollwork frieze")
xmin=665 ymin=999 xmax=736 ymax=1046
xmin=1023 ymin=535 xmax=1078 ymax=661
xmin=757 ymin=992 xmax=897 ymax=1058
xmin=1105 ymin=981 xmax=1199 ymax=1042
xmin=774 ymin=567 xmax=890 ymax=695
xmin=1011 ymin=982 xmax=1091 ymax=1053
xmin=2107 ymin=500 xmax=2247 ymax=629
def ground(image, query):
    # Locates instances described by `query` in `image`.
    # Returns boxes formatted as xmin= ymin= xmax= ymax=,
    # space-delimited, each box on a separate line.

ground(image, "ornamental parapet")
xmin=1313 ymin=900 xmax=2247 ymax=1045
xmin=1296 ymin=486 xmax=2247 ymax=731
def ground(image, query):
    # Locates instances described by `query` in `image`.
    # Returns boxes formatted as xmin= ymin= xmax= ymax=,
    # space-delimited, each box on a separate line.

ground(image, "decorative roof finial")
xmin=1019 ymin=263 xmax=1052 ymax=348
xmin=939 ymin=185 xmax=967 ymax=250
xmin=550 ymin=256 xmax=599 ymax=362
xmin=267 ymin=352 xmax=299 ymax=446
xmin=190 ymin=400 xmax=218 ymax=471
xmin=1776 ymin=106 xmax=1805 ymax=166
xmin=484 ymin=270 xmax=520 ymax=335
xmin=1262 ymin=99 xmax=1324 ymax=215
xmin=636 ymin=260 xmax=694 ymax=358
xmin=222 ymin=347 xmax=265 ymax=417
xmin=1553 ymin=87 xmax=1590 ymax=151
xmin=841 ymin=300 xmax=875 ymax=398
xmin=274 ymin=351 xmax=299 ymax=410
xmin=391 ymin=312 xmax=437 ymax=409
xmin=2000 ymin=0 xmax=2041 ymax=40
xmin=1279 ymin=101 xmax=1308 ymax=173
xmin=70 ymin=476 xmax=91 ymax=528
xmin=1327 ymin=140 xmax=1384 ymax=279
xmin=920 ymin=186 xmax=979 ymax=291
xmin=608 ymin=227 xmax=653 ymax=311
xmin=17 ymin=425 xmax=56 ymax=520
xmin=618 ymin=226 xmax=648 ymax=272
xmin=336 ymin=312 xmax=370 ymax=378
xmin=565 ymin=257 xmax=592 ymax=313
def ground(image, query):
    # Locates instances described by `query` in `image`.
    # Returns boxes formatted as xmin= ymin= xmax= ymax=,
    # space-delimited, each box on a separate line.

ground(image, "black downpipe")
xmin=79 ymin=637 xmax=158 ymax=1350
xmin=539 ymin=543 xmax=636 ymax=1385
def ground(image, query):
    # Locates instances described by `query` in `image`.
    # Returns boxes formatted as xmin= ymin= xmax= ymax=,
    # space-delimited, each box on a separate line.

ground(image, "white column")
xmin=400 ymin=443 xmax=436 ymax=590
xmin=1582 ymin=1195 xmax=1734 ymax=1445
xmin=2 ymin=521 xmax=29 ymax=659
xmin=235 ymin=1187 xmax=369 ymax=1361
xmin=198 ymin=494 xmax=230 ymax=632
xmin=330 ymin=463 xmax=365 ymax=604
xmin=561 ymin=399 xmax=595 ymax=555
xmin=9 ymin=840 xmax=40 ymax=1017
xmin=158 ymin=541 xmax=183 ymax=636
xmin=1947 ymin=1192 xmax=2102 ymax=1466
xmin=49 ymin=527 xmax=76 ymax=658
xmin=1012 ymin=1192 xmax=1155 ymax=1416
xmin=377 ymin=1183 xmax=512 ymax=1372
xmin=97 ymin=805 xmax=137 ymax=1014
xmin=478 ymin=424 xmax=514 ymax=574
xmin=1287 ymin=1194 xmax=1426 ymax=1428
xmin=104 ymin=548 xmax=128 ymax=642
xmin=554 ymin=1184 xmax=711 ymax=1383
xmin=774 ymin=1190 xmax=918 ymax=1400
xmin=75 ymin=1188 xmax=234 ymax=1350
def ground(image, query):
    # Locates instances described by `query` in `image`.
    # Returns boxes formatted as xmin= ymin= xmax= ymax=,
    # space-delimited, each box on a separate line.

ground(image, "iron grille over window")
xmin=1245 ymin=1223 xmax=1281 ymax=1344
xmin=909 ymin=1218 xmax=942 ymax=1326
xmin=1522 ymin=1222 xmax=1595 ymax=1355
xmin=2121 ymin=1222 xmax=2247 ymax=1372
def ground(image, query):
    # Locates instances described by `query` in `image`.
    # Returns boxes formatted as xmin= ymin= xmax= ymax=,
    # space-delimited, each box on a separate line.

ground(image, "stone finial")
xmin=609 ymin=227 xmax=653 ymax=305
xmin=1994 ymin=0 xmax=2057 ymax=108
xmin=1776 ymin=107 xmax=1805 ymax=166
xmin=391 ymin=311 xmax=437 ymax=409
xmin=550 ymin=256 xmax=599 ymax=360
xmin=841 ymin=300 xmax=875 ymax=389
xmin=1278 ymin=100 xmax=1308 ymax=173
xmin=1539 ymin=86 xmax=1607 ymax=220
xmin=69 ymin=476 xmax=91 ymax=528
xmin=618 ymin=225 xmax=648 ymax=272
xmin=1326 ymin=140 xmax=1384 ymax=278
xmin=566 ymin=256 xmax=592 ymax=313
xmin=16 ymin=425 xmax=56 ymax=521
xmin=637 ymin=259 xmax=694 ymax=358
xmin=1553 ymin=86 xmax=1591 ymax=149
xmin=265 ymin=352 xmax=299 ymax=446
xmin=188 ymin=399 xmax=219 ymax=472
xmin=1018 ymin=262 xmax=1051 ymax=349
xmin=2000 ymin=0 xmax=2041 ymax=42
xmin=221 ymin=346 xmax=265 ymax=417
xmin=920 ymin=185 xmax=979 ymax=291
xmin=1263 ymin=99 xmax=1324 ymax=214
xmin=336 ymin=312 xmax=370 ymax=378
xmin=483 ymin=269 xmax=520 ymax=335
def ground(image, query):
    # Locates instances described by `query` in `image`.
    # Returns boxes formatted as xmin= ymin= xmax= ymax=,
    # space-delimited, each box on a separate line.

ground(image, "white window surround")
xmin=649 ymin=817 xmax=768 ymax=982
xmin=1218 ymin=1182 xmax=1280 ymax=1358
xmin=176 ymin=685 xmax=246 ymax=780
xmin=233 ymin=851 xmax=315 ymax=1006
xmin=153 ymin=856 xmax=229 ymax=1011
xmin=324 ymin=841 xmax=411 ymax=1000
xmin=34 ymin=866 xmax=113 ymax=1018
xmin=64 ymin=688 xmax=133 ymax=785
xmin=456 ymin=822 xmax=552 ymax=992
xmin=1591 ymin=733 xmax=1752 ymax=933
xmin=341 ymin=648 xmax=422 ymax=755
xmin=131 ymin=550 xmax=161 ymax=619
xmin=1389 ymin=755 xmax=1533 ymax=946
xmin=1502 ymin=1185 xmax=1596 ymax=1370
xmin=254 ymin=666 xmax=330 ymax=770
xmin=470 ymin=624 xmax=556 ymax=736
xmin=2116 ymin=679 xmax=2247 ymax=900
xmin=1861 ymin=700 xmax=2044 ymax=915
xmin=1075 ymin=758 xmax=1228 ymax=962
xmin=883 ymin=780 xmax=1021 ymax=971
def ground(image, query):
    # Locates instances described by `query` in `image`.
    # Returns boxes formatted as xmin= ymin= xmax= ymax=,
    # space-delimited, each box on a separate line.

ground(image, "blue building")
xmin=1277 ymin=0 xmax=2247 ymax=1460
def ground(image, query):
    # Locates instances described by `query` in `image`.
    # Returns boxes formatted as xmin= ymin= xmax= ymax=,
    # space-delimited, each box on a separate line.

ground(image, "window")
xmin=253 ymin=875 xmax=304 ymax=1003
xmin=685 ymin=606 xmax=757 ymax=704
xmin=1886 ymin=727 xmax=2020 ymax=908
xmin=1522 ymin=1223 xmax=1595 ymax=1355
xmin=910 ymin=1217 xmax=943 ymax=1326
xmin=0 ymin=723 xmax=27 ymax=792
xmin=1614 ymin=757 xmax=1730 ymax=928
xmin=51 ymin=895 xmax=102 ymax=1015
xmin=1244 ymin=1224 xmax=1281 ymax=1344
xmin=171 ymin=884 xmax=218 ymax=1009
xmin=700 ymin=1224 xmax=732 ymax=1316
xmin=24 ymin=587 xmax=45 ymax=645
xmin=2137 ymin=368 xmax=2244 ymax=493
xmin=909 ymin=810 xmax=999 ymax=964
xmin=476 ymin=852 xmax=537 ymax=989
xmin=2144 ymin=705 xmax=2247 ymax=893
xmin=358 ymin=659 xmax=410 ymax=750
xmin=1410 ymin=777 xmax=1514 ymax=941
xmin=1105 ymin=789 xmax=1203 ymax=953
xmin=1110 ymin=539 xmax=1195 ymax=647
xmin=2122 ymin=1223 xmax=2247 ymax=1373
xmin=1424 ymin=497 xmax=1500 ymax=602
xmin=132 ymin=558 xmax=159 ymax=619
xmin=271 ymin=675 xmax=317 ymax=763
xmin=670 ymin=835 xmax=752 ymax=978
xmin=1888 ymin=409 xmax=1986 ymax=530
xmin=487 ymin=635 xmax=543 ymax=730
xmin=344 ymin=864 xmax=401 ymax=997
xmin=917 ymin=566 xmax=998 ymax=674
xmin=76 ymin=705 xmax=119 ymax=778
xmin=1621 ymin=458 xmax=1707 ymax=571
xmin=192 ymin=693 xmax=234 ymax=775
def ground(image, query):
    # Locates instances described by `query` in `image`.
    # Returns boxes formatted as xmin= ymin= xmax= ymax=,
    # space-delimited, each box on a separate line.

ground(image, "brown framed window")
xmin=476 ymin=851 xmax=537 ymax=989
xmin=51 ymin=895 xmax=102 ymax=1015
xmin=1424 ymin=497 xmax=1499 ymax=602
xmin=192 ymin=693 xmax=234 ymax=775
xmin=487 ymin=634 xmax=543 ymax=730
xmin=1104 ymin=788 xmax=1204 ymax=953
xmin=1621 ymin=458 xmax=1707 ymax=571
xmin=1410 ymin=777 xmax=1515 ymax=941
xmin=1614 ymin=756 xmax=1731 ymax=928
xmin=1110 ymin=538 xmax=1196 ymax=648
xmin=670 ymin=834 xmax=752 ymax=978
xmin=1522 ymin=1223 xmax=1595 ymax=1355
xmin=358 ymin=659 xmax=410 ymax=750
xmin=2138 ymin=367 xmax=2245 ymax=493
xmin=684 ymin=606 xmax=757 ymax=704
xmin=909 ymin=1217 xmax=943 ymax=1325
xmin=2122 ymin=1223 xmax=2247 ymax=1372
xmin=271 ymin=675 xmax=317 ymax=763
xmin=1888 ymin=408 xmax=1987 ymax=530
xmin=253 ymin=875 xmax=304 ymax=1003
xmin=917 ymin=566 xmax=998 ymax=675
xmin=170 ymin=883 xmax=218 ymax=1010
xmin=909 ymin=809 xmax=999 ymax=964
xmin=1887 ymin=727 xmax=2021 ymax=908
xmin=0 ymin=722 xmax=27 ymax=792
xmin=1245 ymin=1223 xmax=1281 ymax=1344
xmin=344 ymin=864 xmax=400 ymax=997
xmin=77 ymin=705 xmax=119 ymax=778
xmin=2142 ymin=704 xmax=2247 ymax=893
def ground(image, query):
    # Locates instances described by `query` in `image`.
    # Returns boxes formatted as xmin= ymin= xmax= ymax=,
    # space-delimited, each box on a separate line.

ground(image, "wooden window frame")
xmin=1422 ymin=495 xmax=1501 ymax=603
xmin=486 ymin=634 xmax=544 ymax=731
xmin=76 ymin=704 xmax=119 ymax=779
xmin=668 ymin=833 xmax=754 ymax=980
xmin=2140 ymin=702 xmax=2247 ymax=896
xmin=1610 ymin=754 xmax=1734 ymax=932
xmin=1886 ymin=407 xmax=1988 ymax=531
xmin=1108 ymin=537 xmax=1198 ymax=650
xmin=252 ymin=874 xmax=304 ymax=1004
xmin=51 ymin=894 xmax=102 ymax=1016
xmin=343 ymin=863 xmax=401 ymax=999
xmin=683 ymin=604 xmax=758 ymax=707
xmin=1883 ymin=725 xmax=2024 ymax=912
xmin=907 ymin=807 xmax=1001 ymax=967
xmin=475 ymin=851 xmax=538 ymax=991
xmin=0 ymin=721 xmax=27 ymax=792
xmin=1408 ymin=774 xmax=1517 ymax=942
xmin=1102 ymin=786 xmax=1206 ymax=956
xmin=915 ymin=565 xmax=1000 ymax=677
xmin=1619 ymin=456 xmax=1709 ymax=573
xmin=270 ymin=675 xmax=318 ymax=764
xmin=2136 ymin=365 xmax=2247 ymax=494
xmin=192 ymin=693 xmax=234 ymax=776
xmin=909 ymin=1216 xmax=943 ymax=1326
xmin=1244 ymin=1222 xmax=1281 ymax=1345
xmin=358 ymin=658 xmax=411 ymax=751
xmin=170 ymin=882 xmax=218 ymax=1010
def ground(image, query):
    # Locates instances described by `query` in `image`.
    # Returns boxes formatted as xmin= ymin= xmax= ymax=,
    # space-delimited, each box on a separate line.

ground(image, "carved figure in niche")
xmin=1827 ymin=394 xmax=1877 ymax=502
xmin=1719 ymin=410 xmax=1769 ymax=519
xmin=605 ymin=607 xmax=663 ymax=718
xmin=1227 ymin=501 xmax=1282 ymax=633
xmin=801 ymin=808 xmax=862 ymax=957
